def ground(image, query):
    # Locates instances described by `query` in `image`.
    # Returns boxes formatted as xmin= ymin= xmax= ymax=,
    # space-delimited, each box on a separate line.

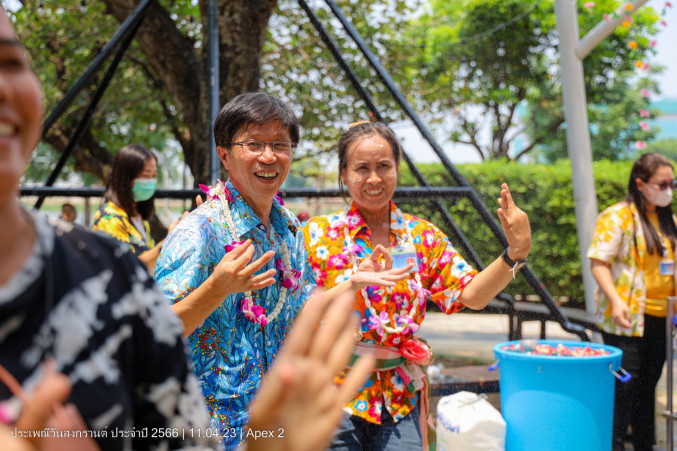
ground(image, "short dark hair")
xmin=213 ymin=93 xmax=300 ymax=149
xmin=626 ymin=152 xmax=677 ymax=255
xmin=337 ymin=121 xmax=402 ymax=198
xmin=105 ymin=144 xmax=157 ymax=220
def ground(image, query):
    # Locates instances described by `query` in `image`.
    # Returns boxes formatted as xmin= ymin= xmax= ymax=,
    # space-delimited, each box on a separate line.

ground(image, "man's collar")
xmin=225 ymin=180 xmax=298 ymax=237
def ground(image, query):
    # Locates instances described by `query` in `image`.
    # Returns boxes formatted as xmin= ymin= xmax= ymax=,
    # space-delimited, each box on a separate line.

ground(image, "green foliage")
xmin=265 ymin=0 xmax=417 ymax=177
xmin=642 ymin=139 xmax=677 ymax=162
xmin=10 ymin=2 xmax=183 ymax=185
xmin=399 ymin=160 xmax=636 ymax=302
xmin=9 ymin=0 xmax=666 ymax=189
xmin=397 ymin=0 xmax=662 ymax=161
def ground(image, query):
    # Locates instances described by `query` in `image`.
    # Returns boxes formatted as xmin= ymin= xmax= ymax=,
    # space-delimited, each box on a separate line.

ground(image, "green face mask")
xmin=132 ymin=178 xmax=157 ymax=202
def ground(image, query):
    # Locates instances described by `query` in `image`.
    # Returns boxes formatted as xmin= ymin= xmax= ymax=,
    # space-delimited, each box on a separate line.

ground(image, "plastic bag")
xmin=436 ymin=391 xmax=505 ymax=451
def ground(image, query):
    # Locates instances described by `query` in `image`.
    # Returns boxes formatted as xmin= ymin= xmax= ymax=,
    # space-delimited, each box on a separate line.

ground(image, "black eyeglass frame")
xmin=230 ymin=139 xmax=297 ymax=154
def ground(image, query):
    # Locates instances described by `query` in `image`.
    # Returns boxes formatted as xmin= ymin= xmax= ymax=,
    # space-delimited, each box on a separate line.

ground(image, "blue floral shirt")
xmin=154 ymin=180 xmax=315 ymax=449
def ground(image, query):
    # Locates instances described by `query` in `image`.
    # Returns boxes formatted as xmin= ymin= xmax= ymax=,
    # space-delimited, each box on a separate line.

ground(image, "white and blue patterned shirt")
xmin=154 ymin=180 xmax=315 ymax=450
xmin=0 ymin=211 xmax=217 ymax=451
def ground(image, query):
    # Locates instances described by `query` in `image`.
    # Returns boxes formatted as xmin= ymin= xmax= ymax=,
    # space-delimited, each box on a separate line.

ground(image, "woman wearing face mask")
xmin=588 ymin=152 xmax=677 ymax=451
xmin=93 ymin=144 xmax=179 ymax=274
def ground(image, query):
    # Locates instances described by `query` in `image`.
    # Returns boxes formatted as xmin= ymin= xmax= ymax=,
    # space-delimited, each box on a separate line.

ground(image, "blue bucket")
xmin=493 ymin=340 xmax=623 ymax=451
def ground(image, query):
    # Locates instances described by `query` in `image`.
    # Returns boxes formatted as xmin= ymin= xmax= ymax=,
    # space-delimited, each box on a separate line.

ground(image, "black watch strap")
xmin=502 ymin=248 xmax=528 ymax=278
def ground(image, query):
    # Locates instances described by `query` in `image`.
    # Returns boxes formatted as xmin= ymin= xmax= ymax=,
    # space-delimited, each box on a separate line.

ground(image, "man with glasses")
xmin=154 ymin=93 xmax=315 ymax=449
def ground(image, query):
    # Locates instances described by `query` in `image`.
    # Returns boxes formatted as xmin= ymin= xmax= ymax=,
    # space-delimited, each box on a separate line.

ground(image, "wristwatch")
xmin=502 ymin=248 xmax=528 ymax=278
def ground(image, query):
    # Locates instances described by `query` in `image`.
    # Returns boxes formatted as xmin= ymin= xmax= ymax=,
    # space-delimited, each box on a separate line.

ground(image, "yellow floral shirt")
xmin=586 ymin=201 xmax=677 ymax=336
xmin=92 ymin=201 xmax=155 ymax=255
xmin=302 ymin=201 xmax=477 ymax=424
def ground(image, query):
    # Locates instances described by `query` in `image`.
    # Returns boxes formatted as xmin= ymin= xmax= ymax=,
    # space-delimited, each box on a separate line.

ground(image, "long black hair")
xmin=626 ymin=152 xmax=677 ymax=255
xmin=105 ymin=144 xmax=157 ymax=220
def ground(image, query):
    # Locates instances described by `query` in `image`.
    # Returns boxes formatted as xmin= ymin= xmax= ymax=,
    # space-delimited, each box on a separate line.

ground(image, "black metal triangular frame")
xmin=302 ymin=0 xmax=590 ymax=340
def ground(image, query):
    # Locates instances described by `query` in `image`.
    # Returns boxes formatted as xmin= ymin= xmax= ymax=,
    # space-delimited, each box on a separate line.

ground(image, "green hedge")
xmin=398 ymin=160 xmax=637 ymax=303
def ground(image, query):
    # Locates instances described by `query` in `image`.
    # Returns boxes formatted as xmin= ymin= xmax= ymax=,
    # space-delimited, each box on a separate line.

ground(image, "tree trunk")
xmin=102 ymin=0 xmax=277 ymax=186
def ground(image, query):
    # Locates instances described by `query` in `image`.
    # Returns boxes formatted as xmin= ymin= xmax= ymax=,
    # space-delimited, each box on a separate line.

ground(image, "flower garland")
xmin=337 ymin=206 xmax=427 ymax=337
xmin=200 ymin=181 xmax=301 ymax=326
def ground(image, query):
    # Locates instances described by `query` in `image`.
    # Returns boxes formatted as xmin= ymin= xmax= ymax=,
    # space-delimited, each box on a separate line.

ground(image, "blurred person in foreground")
xmin=1 ymin=287 xmax=374 ymax=451
xmin=0 ymin=6 xmax=217 ymax=450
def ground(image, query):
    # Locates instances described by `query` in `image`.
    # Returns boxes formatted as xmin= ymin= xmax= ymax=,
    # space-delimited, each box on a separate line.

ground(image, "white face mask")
xmin=643 ymin=184 xmax=673 ymax=208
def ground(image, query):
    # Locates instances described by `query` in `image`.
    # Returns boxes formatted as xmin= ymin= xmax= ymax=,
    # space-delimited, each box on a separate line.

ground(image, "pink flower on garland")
xmin=639 ymin=121 xmax=650 ymax=131
xmin=584 ymin=2 xmax=595 ymax=8
xmin=639 ymin=109 xmax=650 ymax=118
xmin=199 ymin=180 xmax=234 ymax=203
xmin=276 ymin=258 xmax=302 ymax=290
xmin=667 ymin=1 xmax=673 ymax=8
xmin=395 ymin=315 xmax=420 ymax=335
xmin=241 ymin=297 xmax=268 ymax=326
xmin=641 ymin=89 xmax=651 ymax=98
xmin=603 ymin=13 xmax=611 ymax=21
xmin=649 ymin=40 xmax=657 ymax=48
xmin=368 ymin=311 xmax=391 ymax=336
xmin=199 ymin=184 xmax=212 ymax=196
xmin=274 ymin=191 xmax=284 ymax=206
xmin=635 ymin=141 xmax=647 ymax=150
xmin=368 ymin=290 xmax=384 ymax=304
xmin=225 ymin=240 xmax=245 ymax=253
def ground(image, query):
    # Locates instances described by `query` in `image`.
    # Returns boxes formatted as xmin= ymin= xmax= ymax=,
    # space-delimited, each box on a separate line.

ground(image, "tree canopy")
xmin=11 ymin=0 xmax=665 ymax=190
xmin=394 ymin=0 xmax=661 ymax=161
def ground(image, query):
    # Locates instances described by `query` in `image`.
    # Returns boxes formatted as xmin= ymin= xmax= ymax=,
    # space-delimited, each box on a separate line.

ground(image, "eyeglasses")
xmin=649 ymin=180 xmax=677 ymax=191
xmin=231 ymin=140 xmax=296 ymax=155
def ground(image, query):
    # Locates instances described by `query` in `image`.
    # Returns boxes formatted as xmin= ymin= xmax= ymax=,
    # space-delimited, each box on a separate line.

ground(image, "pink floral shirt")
xmin=302 ymin=201 xmax=477 ymax=424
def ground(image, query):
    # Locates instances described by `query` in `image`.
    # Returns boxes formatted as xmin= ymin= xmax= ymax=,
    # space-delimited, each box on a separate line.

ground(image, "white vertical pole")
xmin=555 ymin=0 xmax=599 ymax=314
xmin=555 ymin=0 xmax=650 ymax=315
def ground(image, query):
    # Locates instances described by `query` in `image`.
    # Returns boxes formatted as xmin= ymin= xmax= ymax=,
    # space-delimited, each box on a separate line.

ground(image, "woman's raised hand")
xmin=496 ymin=183 xmax=531 ymax=260
xmin=351 ymin=244 xmax=413 ymax=291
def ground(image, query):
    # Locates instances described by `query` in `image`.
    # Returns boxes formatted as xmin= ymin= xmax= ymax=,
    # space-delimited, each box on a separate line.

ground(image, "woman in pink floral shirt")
xmin=302 ymin=121 xmax=532 ymax=451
